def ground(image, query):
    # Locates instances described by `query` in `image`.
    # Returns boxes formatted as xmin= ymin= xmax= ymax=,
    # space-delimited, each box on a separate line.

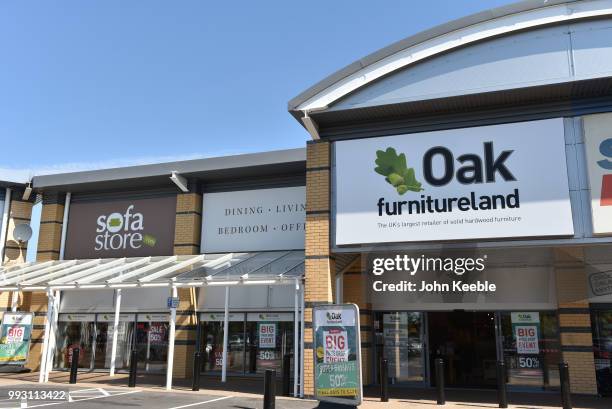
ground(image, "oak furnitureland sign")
xmin=313 ymin=304 xmax=362 ymax=406
xmin=201 ymin=186 xmax=305 ymax=252
xmin=334 ymin=118 xmax=573 ymax=245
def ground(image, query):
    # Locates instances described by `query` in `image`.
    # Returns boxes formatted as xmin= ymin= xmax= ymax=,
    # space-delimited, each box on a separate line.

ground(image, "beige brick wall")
xmin=37 ymin=200 xmax=65 ymax=262
xmin=4 ymin=194 xmax=34 ymax=265
xmin=174 ymin=193 xmax=202 ymax=256
xmin=554 ymin=247 xmax=597 ymax=395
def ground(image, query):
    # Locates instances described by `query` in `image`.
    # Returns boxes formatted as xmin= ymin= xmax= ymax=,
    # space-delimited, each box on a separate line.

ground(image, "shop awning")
xmin=0 ymin=251 xmax=304 ymax=291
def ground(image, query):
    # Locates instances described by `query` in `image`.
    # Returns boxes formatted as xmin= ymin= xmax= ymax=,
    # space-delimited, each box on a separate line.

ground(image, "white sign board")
xmin=334 ymin=119 xmax=573 ymax=245
xmin=202 ymin=187 xmax=305 ymax=252
xmin=258 ymin=323 xmax=276 ymax=348
xmin=583 ymin=113 xmax=612 ymax=235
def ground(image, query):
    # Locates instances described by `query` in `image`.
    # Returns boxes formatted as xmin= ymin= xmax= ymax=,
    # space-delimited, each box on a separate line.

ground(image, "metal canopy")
xmin=0 ymin=251 xmax=305 ymax=291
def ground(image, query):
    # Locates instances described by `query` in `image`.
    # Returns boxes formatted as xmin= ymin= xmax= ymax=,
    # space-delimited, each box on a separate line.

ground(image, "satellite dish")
xmin=13 ymin=224 xmax=32 ymax=242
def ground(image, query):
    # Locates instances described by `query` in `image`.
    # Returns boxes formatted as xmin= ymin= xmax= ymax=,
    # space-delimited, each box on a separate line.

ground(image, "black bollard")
xmin=192 ymin=352 xmax=202 ymax=391
xmin=435 ymin=358 xmax=445 ymax=405
xmin=282 ymin=354 xmax=291 ymax=396
xmin=263 ymin=369 xmax=276 ymax=409
xmin=69 ymin=348 xmax=79 ymax=384
xmin=496 ymin=360 xmax=508 ymax=408
xmin=559 ymin=362 xmax=572 ymax=409
xmin=128 ymin=349 xmax=138 ymax=387
xmin=380 ymin=358 xmax=389 ymax=402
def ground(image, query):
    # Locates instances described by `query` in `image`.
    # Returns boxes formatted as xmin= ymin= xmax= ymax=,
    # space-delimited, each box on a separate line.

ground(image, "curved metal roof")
xmin=288 ymin=0 xmax=612 ymax=114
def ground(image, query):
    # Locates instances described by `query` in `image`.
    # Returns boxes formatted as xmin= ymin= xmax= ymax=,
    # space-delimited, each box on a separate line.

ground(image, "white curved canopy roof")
xmin=289 ymin=0 xmax=612 ymax=113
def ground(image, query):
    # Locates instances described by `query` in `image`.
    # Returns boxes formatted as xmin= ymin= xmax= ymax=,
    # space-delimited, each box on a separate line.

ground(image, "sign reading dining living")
xmin=334 ymin=118 xmax=574 ymax=245
xmin=64 ymin=196 xmax=176 ymax=258
xmin=201 ymin=186 xmax=305 ymax=252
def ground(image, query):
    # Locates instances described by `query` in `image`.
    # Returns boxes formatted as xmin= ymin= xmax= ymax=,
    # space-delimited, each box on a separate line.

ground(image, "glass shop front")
xmin=366 ymin=247 xmax=562 ymax=391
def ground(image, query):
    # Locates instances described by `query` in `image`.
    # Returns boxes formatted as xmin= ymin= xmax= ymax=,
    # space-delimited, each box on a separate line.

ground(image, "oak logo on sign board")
xmin=64 ymin=196 xmax=176 ymax=259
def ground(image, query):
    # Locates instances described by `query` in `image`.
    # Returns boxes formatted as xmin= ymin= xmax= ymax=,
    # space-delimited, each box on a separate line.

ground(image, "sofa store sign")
xmin=334 ymin=119 xmax=573 ymax=245
xmin=65 ymin=196 xmax=176 ymax=258
xmin=202 ymin=186 xmax=305 ymax=252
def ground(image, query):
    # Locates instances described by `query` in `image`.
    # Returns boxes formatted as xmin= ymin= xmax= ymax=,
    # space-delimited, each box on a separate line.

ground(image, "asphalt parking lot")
xmin=0 ymin=384 xmax=321 ymax=409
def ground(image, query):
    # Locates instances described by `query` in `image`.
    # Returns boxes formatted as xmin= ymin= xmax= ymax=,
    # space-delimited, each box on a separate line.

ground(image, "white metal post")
xmin=299 ymin=284 xmax=305 ymax=398
xmin=110 ymin=288 xmax=122 ymax=376
xmin=44 ymin=290 xmax=60 ymax=382
xmin=38 ymin=290 xmax=53 ymax=383
xmin=0 ymin=187 xmax=12 ymax=265
xmin=10 ymin=291 xmax=18 ymax=312
xmin=59 ymin=193 xmax=71 ymax=261
xmin=293 ymin=280 xmax=299 ymax=397
xmin=221 ymin=286 xmax=229 ymax=382
xmin=166 ymin=285 xmax=177 ymax=390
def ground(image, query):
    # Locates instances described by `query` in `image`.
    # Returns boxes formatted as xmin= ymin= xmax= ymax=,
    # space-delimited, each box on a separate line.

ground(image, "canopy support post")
xmin=166 ymin=285 xmax=177 ymax=390
xmin=300 ymin=282 xmax=305 ymax=398
xmin=294 ymin=279 xmax=299 ymax=397
xmin=10 ymin=291 xmax=18 ymax=312
xmin=38 ymin=289 xmax=53 ymax=383
xmin=221 ymin=286 xmax=229 ymax=383
xmin=44 ymin=290 xmax=60 ymax=382
xmin=110 ymin=288 xmax=122 ymax=376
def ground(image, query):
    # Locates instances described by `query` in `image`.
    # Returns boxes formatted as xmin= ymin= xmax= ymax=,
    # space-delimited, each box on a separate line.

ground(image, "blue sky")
xmin=1 ymin=0 xmax=512 ymax=180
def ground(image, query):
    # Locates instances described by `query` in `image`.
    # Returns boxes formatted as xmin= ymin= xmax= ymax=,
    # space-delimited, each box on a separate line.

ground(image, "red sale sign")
xmin=515 ymin=325 xmax=539 ymax=354
xmin=323 ymin=329 xmax=348 ymax=363
xmin=6 ymin=326 xmax=24 ymax=344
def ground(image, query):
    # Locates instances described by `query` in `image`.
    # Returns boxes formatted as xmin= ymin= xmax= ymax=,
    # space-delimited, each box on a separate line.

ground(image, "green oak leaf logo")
xmin=375 ymin=147 xmax=424 ymax=195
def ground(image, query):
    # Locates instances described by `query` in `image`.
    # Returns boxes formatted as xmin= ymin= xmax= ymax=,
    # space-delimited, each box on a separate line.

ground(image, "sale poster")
xmin=313 ymin=304 xmax=362 ymax=406
xmin=258 ymin=322 xmax=276 ymax=349
xmin=511 ymin=312 xmax=540 ymax=355
xmin=0 ymin=312 xmax=33 ymax=365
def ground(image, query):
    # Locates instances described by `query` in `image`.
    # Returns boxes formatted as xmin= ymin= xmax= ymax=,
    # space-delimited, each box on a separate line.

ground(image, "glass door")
xmin=92 ymin=319 xmax=134 ymax=370
xmin=377 ymin=312 xmax=426 ymax=384
xmin=54 ymin=316 xmax=95 ymax=370
xmin=135 ymin=321 xmax=169 ymax=372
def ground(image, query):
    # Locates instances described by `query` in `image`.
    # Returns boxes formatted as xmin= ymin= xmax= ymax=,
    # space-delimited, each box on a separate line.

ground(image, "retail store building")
xmin=289 ymin=0 xmax=612 ymax=398
xmin=2 ymin=0 xmax=612 ymax=399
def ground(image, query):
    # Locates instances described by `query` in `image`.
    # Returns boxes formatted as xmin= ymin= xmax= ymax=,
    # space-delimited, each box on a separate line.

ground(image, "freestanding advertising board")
xmin=0 ymin=312 xmax=34 ymax=365
xmin=313 ymin=304 xmax=362 ymax=406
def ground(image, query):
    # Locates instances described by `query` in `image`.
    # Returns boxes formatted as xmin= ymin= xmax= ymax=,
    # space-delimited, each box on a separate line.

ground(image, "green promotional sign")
xmin=313 ymin=304 xmax=362 ymax=406
xmin=0 ymin=312 xmax=34 ymax=365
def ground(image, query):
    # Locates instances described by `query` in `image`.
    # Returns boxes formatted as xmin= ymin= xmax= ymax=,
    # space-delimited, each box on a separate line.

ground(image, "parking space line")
xmin=167 ymin=396 xmax=232 ymax=409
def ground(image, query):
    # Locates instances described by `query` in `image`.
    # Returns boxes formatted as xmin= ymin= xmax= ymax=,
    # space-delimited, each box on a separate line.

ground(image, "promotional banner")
xmin=583 ymin=113 xmax=612 ymax=235
xmin=334 ymin=118 xmax=573 ymax=245
xmin=0 ymin=312 xmax=33 ymax=365
xmin=313 ymin=304 xmax=362 ymax=405
xmin=64 ymin=195 xmax=176 ymax=259
xmin=201 ymin=186 xmax=305 ymax=252
xmin=511 ymin=312 xmax=540 ymax=355
xmin=258 ymin=322 xmax=276 ymax=349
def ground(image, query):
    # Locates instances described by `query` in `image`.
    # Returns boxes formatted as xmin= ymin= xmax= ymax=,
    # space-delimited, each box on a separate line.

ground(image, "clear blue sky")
xmin=1 ymin=0 xmax=512 ymax=178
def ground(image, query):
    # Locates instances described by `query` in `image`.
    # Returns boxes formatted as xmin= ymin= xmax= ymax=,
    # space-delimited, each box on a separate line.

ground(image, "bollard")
xmin=282 ymin=354 xmax=291 ymax=396
xmin=496 ymin=360 xmax=508 ymax=408
xmin=263 ymin=369 xmax=276 ymax=409
xmin=69 ymin=348 xmax=79 ymax=384
xmin=559 ymin=362 xmax=572 ymax=409
xmin=192 ymin=352 xmax=202 ymax=391
xmin=435 ymin=358 xmax=445 ymax=405
xmin=128 ymin=349 xmax=138 ymax=387
xmin=380 ymin=358 xmax=389 ymax=402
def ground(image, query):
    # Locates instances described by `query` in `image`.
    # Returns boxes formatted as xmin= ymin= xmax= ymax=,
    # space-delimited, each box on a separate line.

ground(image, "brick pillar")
xmin=3 ymin=189 xmax=34 ymax=265
xmin=172 ymin=192 xmax=202 ymax=377
xmin=554 ymin=247 xmax=597 ymax=395
xmin=20 ymin=291 xmax=49 ymax=370
xmin=304 ymin=140 xmax=334 ymax=396
xmin=37 ymin=193 xmax=66 ymax=262
xmin=341 ymin=256 xmax=373 ymax=384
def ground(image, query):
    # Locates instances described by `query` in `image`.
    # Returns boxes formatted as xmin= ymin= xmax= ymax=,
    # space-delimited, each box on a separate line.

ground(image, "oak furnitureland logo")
xmin=374 ymin=147 xmax=423 ymax=195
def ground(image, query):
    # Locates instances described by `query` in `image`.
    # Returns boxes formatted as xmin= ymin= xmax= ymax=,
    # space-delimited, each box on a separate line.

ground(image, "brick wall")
xmin=554 ymin=247 xmax=597 ymax=395
xmin=174 ymin=193 xmax=202 ymax=255
xmin=3 ymin=190 xmax=35 ymax=264
xmin=36 ymin=193 xmax=66 ymax=262
xmin=304 ymin=141 xmax=334 ymax=396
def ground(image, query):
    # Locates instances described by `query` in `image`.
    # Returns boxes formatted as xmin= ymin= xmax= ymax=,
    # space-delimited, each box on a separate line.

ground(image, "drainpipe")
xmin=0 ymin=187 xmax=12 ymax=264
xmin=59 ymin=193 xmax=71 ymax=261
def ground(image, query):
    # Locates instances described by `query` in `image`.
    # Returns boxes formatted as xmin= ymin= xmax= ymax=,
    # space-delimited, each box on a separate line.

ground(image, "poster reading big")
xmin=313 ymin=304 xmax=362 ymax=406
xmin=0 ymin=312 xmax=34 ymax=365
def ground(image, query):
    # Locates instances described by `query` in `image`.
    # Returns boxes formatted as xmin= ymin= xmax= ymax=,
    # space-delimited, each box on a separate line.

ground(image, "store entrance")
xmin=428 ymin=311 xmax=497 ymax=388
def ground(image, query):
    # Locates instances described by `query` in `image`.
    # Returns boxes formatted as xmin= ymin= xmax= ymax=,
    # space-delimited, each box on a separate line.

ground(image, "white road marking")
xmin=97 ymin=388 xmax=110 ymax=397
xmin=167 ymin=396 xmax=232 ymax=409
